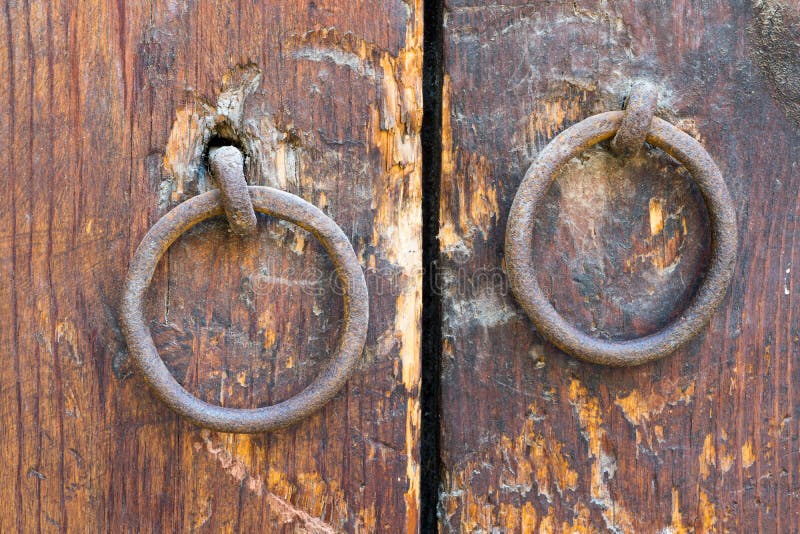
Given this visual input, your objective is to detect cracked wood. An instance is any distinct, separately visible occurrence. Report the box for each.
[439,0,800,531]
[0,1,422,532]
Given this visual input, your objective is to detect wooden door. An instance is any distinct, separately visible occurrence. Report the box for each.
[437,1,800,532]
[3,1,800,533]
[0,1,422,531]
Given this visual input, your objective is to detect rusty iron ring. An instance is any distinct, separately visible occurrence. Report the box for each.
[120,187,368,432]
[505,112,737,366]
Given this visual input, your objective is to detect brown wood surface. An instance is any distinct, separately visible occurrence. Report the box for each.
[438,0,800,532]
[0,1,422,532]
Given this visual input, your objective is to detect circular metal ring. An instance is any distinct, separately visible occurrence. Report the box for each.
[505,112,737,366]
[120,186,368,432]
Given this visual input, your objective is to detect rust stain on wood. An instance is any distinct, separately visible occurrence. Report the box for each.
[669,488,690,534]
[700,434,717,480]
[698,490,717,533]
[568,379,635,533]
[438,74,500,257]
[742,440,757,468]
[614,381,695,452]
[649,197,665,235]
[440,400,581,531]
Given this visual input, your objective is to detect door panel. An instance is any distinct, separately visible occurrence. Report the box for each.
[0,1,422,531]
[4,1,800,532]
[438,1,800,531]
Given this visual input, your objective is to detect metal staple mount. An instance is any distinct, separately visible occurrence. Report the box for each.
[207,145,258,235]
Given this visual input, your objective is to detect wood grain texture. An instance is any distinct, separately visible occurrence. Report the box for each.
[0,1,422,532]
[438,0,800,531]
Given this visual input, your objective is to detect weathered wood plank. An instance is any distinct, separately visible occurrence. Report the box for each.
[0,1,422,531]
[439,1,800,531]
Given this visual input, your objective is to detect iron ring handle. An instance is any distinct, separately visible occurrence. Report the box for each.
[504,93,737,366]
[120,186,368,433]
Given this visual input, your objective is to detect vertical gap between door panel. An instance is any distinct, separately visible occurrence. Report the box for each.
[421,0,444,531]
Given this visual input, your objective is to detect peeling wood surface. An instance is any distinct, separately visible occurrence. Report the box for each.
[439,1,800,532]
[0,1,421,531]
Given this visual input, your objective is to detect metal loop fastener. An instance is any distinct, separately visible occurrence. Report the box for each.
[610,81,659,158]
[120,186,369,433]
[208,146,258,235]
[505,103,737,367]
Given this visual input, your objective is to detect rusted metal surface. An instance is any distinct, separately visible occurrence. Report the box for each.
[120,186,369,432]
[505,107,737,366]
[610,82,658,158]
[751,0,800,127]
[207,146,258,235]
